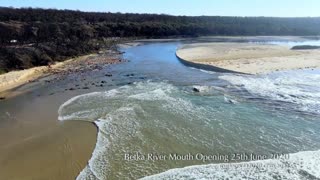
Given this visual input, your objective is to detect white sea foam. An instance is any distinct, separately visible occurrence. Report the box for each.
[219,71,320,114]
[58,89,120,122]
[59,82,201,179]
[58,81,320,179]
[199,69,217,75]
[141,150,320,180]
[83,107,141,180]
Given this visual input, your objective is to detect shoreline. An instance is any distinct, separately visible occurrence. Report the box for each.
[176,42,320,74]
[0,47,124,179]
[175,52,248,74]
[0,48,124,99]
[0,54,93,95]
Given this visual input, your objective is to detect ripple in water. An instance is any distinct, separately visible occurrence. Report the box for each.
[58,81,320,179]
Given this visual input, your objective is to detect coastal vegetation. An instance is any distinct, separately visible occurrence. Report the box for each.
[1,7,320,73]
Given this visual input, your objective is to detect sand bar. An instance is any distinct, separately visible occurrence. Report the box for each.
[176,43,320,74]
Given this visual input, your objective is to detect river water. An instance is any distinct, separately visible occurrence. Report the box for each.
[58,40,320,179]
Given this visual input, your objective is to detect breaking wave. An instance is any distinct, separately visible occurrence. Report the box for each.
[58,81,320,179]
[219,70,320,114]
[142,150,320,180]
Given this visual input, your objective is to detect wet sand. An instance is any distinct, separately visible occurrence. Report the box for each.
[176,43,320,74]
[0,49,123,179]
[0,91,98,180]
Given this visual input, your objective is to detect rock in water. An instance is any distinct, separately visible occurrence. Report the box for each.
[193,87,200,92]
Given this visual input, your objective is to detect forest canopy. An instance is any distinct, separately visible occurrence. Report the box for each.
[1,7,320,72]
[1,7,320,43]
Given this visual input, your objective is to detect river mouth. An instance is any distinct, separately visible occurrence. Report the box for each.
[58,39,320,179]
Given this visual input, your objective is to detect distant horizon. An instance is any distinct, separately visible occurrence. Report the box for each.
[1,0,320,17]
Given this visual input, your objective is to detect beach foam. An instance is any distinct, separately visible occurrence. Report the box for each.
[58,81,320,179]
[59,82,203,179]
[141,150,320,180]
[219,70,320,114]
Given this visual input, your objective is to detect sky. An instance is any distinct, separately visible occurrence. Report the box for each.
[1,0,319,17]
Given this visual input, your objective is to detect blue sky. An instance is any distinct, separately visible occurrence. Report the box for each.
[1,0,319,17]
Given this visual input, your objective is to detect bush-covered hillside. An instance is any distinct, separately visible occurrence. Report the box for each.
[1,7,320,72]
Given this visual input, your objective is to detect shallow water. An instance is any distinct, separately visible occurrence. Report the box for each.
[58,40,320,179]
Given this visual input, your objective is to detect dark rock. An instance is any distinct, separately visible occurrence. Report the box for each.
[82,87,90,89]
[125,74,135,77]
[0,97,6,100]
[193,87,200,92]
[291,45,320,50]
[101,81,106,84]
[69,88,75,91]
[105,73,113,77]
[99,84,104,87]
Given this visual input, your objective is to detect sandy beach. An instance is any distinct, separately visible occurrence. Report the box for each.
[0,54,99,95]
[0,49,124,179]
[176,43,320,74]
